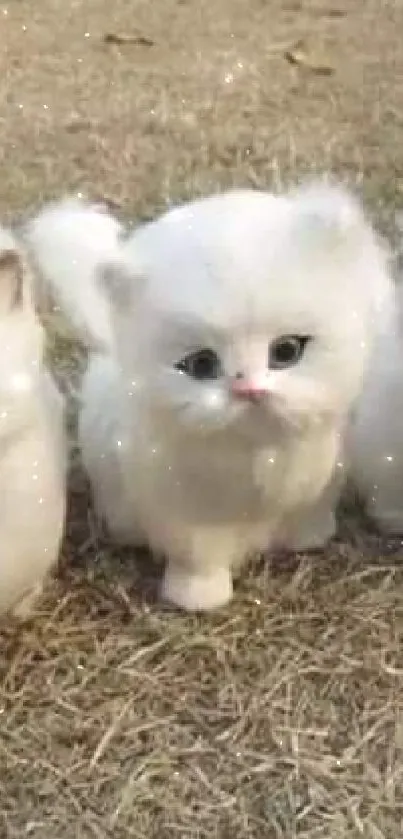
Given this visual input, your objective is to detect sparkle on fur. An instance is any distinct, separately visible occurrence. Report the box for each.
[26,181,394,611]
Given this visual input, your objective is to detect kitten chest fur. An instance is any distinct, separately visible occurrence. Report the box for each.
[82,357,339,558]
[123,418,339,525]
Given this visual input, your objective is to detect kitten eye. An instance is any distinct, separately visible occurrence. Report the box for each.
[269,335,311,370]
[174,348,222,380]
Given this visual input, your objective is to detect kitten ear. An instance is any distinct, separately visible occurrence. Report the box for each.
[290,180,394,327]
[289,180,371,257]
[0,241,24,311]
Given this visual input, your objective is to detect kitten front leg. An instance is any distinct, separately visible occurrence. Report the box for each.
[161,526,236,611]
[162,562,233,611]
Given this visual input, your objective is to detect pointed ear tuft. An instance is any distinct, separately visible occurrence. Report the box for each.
[290,180,394,331]
[289,180,370,258]
[0,247,24,310]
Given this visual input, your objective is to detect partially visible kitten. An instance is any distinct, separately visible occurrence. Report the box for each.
[25,182,393,610]
[346,281,403,534]
[0,225,66,617]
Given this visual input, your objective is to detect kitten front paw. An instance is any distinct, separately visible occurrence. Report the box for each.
[162,564,233,611]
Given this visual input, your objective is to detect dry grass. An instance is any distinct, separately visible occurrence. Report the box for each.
[1,0,403,836]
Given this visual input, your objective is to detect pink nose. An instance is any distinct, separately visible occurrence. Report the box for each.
[231,378,268,401]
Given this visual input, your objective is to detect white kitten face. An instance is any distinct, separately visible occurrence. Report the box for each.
[100,182,393,442]
[141,318,313,437]
[126,305,368,441]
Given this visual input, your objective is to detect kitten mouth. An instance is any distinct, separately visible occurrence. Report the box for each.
[234,392,266,405]
[230,379,269,403]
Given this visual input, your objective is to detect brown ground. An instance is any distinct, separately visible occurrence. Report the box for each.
[1,0,403,837]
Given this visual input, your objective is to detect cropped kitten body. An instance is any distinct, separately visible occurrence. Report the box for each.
[26,183,392,610]
[0,228,65,616]
[347,284,403,533]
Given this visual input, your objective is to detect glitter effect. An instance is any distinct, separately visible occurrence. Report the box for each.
[222,58,245,86]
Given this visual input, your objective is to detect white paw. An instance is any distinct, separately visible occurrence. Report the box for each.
[162,564,233,611]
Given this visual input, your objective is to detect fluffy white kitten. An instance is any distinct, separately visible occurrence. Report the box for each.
[0,225,65,617]
[25,182,392,610]
[347,280,403,533]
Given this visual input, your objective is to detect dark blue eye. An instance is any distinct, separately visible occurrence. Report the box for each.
[175,349,222,380]
[269,335,311,370]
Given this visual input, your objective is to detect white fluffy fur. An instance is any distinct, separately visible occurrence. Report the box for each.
[25,198,123,350]
[25,182,393,610]
[0,227,66,617]
[347,282,403,533]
